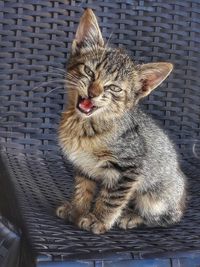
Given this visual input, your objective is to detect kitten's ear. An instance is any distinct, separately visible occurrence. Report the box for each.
[72,8,104,53]
[136,62,173,98]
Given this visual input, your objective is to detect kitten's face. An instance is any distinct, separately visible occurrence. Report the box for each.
[67,48,137,118]
[66,9,173,120]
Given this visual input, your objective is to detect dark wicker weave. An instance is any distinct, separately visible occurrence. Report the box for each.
[0,216,21,266]
[0,0,200,266]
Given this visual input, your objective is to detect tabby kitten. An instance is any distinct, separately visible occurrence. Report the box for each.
[56,9,186,234]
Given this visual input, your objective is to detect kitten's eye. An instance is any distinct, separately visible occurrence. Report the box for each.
[104,84,122,92]
[84,65,94,78]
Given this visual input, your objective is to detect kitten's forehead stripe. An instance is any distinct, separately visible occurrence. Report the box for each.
[98,50,134,79]
[107,67,117,75]
[114,72,119,81]
[98,55,107,67]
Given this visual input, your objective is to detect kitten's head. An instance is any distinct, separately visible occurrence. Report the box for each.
[66,9,173,119]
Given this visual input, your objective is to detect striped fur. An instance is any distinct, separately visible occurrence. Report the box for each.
[56,9,186,234]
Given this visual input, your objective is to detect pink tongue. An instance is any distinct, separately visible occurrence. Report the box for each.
[79,98,94,113]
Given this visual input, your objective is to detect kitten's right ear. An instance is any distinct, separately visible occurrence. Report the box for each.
[72,8,104,54]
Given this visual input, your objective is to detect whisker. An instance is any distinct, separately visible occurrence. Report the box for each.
[34,72,65,78]
[32,79,67,91]
[44,86,77,96]
[49,66,66,74]
[45,86,64,96]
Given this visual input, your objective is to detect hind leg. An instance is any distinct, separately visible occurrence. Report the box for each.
[117,183,185,230]
[116,207,144,229]
[135,192,184,227]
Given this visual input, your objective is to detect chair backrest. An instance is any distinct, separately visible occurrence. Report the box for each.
[0,0,199,158]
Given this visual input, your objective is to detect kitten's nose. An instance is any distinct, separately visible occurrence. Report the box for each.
[88,82,103,98]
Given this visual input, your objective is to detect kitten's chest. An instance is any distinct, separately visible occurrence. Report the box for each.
[63,135,111,179]
[66,139,119,186]
[59,112,118,182]
[69,138,99,164]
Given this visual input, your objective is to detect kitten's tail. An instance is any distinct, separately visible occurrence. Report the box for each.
[192,141,200,159]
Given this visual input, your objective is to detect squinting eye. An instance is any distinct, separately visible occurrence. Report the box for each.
[104,84,122,92]
[84,65,94,78]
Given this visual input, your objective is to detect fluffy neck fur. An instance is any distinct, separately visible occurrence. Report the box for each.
[60,108,117,138]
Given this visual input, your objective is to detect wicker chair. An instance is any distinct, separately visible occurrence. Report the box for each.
[0,1,200,266]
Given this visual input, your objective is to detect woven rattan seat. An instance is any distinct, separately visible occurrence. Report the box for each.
[0,1,200,266]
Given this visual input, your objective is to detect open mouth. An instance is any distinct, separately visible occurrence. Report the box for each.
[76,96,97,115]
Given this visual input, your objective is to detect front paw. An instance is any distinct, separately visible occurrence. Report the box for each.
[78,213,107,234]
[56,201,73,221]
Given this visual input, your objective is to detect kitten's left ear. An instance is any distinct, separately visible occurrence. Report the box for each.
[72,8,104,53]
[136,62,173,98]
